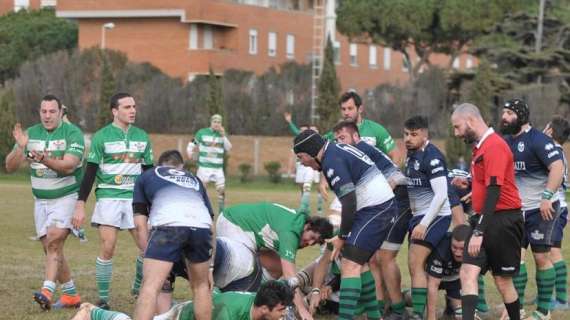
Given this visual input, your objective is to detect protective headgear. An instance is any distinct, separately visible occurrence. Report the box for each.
[503,99,529,125]
[293,130,325,157]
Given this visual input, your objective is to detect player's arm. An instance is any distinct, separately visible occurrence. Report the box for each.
[541,159,564,219]
[72,162,98,229]
[426,275,442,320]
[5,123,28,173]
[284,112,301,135]
[413,176,448,240]
[309,249,332,314]
[37,127,85,175]
[186,137,197,159]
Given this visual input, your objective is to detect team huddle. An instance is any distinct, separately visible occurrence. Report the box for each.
[4,91,569,320]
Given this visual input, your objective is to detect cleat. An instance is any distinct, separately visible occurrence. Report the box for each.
[96,299,110,310]
[33,291,52,311]
[525,310,550,320]
[52,294,81,309]
[550,299,570,311]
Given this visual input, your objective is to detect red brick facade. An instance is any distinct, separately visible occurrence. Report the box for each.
[56,0,475,92]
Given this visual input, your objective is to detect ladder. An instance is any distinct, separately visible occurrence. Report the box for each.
[310,0,325,125]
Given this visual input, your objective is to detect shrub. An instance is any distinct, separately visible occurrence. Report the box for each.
[264,161,282,183]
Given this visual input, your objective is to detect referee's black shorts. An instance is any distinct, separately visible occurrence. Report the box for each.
[463,210,524,276]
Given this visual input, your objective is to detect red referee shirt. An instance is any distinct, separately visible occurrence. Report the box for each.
[471,128,521,213]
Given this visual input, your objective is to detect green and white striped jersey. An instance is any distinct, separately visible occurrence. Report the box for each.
[87,123,153,199]
[193,127,227,169]
[22,122,85,199]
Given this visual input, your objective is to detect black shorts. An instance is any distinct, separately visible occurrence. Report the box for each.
[439,279,461,300]
[145,226,212,263]
[463,210,524,276]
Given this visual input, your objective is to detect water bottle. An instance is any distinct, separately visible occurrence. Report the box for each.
[77,228,88,243]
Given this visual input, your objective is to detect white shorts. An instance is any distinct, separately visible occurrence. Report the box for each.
[214,237,255,288]
[295,163,320,184]
[197,167,225,188]
[91,198,134,229]
[34,193,77,238]
[216,213,256,252]
[329,196,342,212]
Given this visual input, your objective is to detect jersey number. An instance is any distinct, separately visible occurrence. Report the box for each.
[338,144,374,165]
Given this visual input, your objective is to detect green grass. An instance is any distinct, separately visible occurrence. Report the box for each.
[0,179,568,319]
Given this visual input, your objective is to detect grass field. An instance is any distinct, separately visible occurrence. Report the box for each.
[0,175,568,319]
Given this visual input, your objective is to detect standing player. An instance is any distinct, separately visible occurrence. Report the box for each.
[501,99,564,320]
[294,129,399,320]
[332,120,409,319]
[403,116,452,320]
[543,116,570,310]
[216,201,333,320]
[187,114,231,213]
[132,150,214,320]
[5,95,84,310]
[451,103,524,320]
[72,92,153,309]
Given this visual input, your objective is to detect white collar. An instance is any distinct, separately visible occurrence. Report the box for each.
[476,127,494,149]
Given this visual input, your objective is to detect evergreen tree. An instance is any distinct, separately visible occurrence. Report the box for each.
[468,59,496,125]
[317,36,341,130]
[0,89,17,170]
[207,66,224,120]
[96,53,115,129]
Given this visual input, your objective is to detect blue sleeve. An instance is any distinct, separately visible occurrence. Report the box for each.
[425,152,447,180]
[133,172,149,205]
[325,154,355,198]
[198,178,215,217]
[533,135,562,168]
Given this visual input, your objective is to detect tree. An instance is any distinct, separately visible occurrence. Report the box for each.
[207,66,224,120]
[0,88,17,170]
[467,59,497,125]
[445,123,471,170]
[0,8,77,83]
[317,36,341,130]
[336,0,520,82]
[96,53,115,129]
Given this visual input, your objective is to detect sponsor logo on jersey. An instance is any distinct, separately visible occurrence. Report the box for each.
[517,141,525,152]
[414,160,420,171]
[514,161,526,171]
[431,167,444,174]
[168,169,186,176]
[531,229,545,240]
[430,266,443,274]
[330,176,340,186]
[362,136,376,146]
[545,143,554,151]
[547,150,560,159]
[407,177,423,186]
[327,168,334,178]
[501,266,516,271]
[430,159,440,167]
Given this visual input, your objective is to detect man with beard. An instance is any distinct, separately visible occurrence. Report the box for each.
[403,116,453,320]
[293,129,398,320]
[451,103,524,320]
[500,99,564,320]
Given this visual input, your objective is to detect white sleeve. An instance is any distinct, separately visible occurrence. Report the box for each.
[223,136,232,151]
[420,176,449,226]
[186,142,196,158]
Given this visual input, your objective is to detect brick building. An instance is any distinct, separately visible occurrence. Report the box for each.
[0,0,55,15]
[56,0,475,92]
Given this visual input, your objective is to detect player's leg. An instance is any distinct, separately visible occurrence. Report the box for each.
[128,225,145,298]
[134,258,173,320]
[550,206,568,309]
[214,169,226,214]
[71,303,131,320]
[368,252,387,317]
[184,227,213,320]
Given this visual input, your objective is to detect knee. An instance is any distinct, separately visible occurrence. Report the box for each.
[460,268,477,286]
[533,252,550,267]
[216,186,225,196]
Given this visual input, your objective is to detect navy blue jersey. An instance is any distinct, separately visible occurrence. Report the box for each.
[321,141,394,210]
[504,127,563,210]
[355,140,400,180]
[405,142,451,216]
[133,166,214,228]
[448,169,472,213]
[425,232,460,282]
[557,144,568,208]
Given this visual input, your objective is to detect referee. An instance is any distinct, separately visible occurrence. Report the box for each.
[450,103,524,320]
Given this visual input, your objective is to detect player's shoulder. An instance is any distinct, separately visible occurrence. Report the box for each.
[62,122,84,135]
[92,123,113,137]
[424,142,446,161]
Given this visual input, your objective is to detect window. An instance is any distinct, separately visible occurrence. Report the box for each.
[383,48,391,70]
[203,25,213,49]
[349,43,357,66]
[286,34,295,59]
[452,57,460,69]
[189,24,198,50]
[369,45,377,68]
[333,41,341,64]
[268,32,277,57]
[249,29,258,55]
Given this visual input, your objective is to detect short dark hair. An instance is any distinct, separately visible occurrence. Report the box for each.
[158,150,183,167]
[110,92,133,110]
[299,124,310,130]
[305,216,334,242]
[404,115,429,130]
[254,280,294,310]
[549,115,570,145]
[333,119,360,135]
[339,91,362,108]
[42,94,62,110]
[451,224,472,242]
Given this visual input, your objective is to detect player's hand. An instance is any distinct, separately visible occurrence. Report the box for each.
[411,224,427,240]
[460,192,472,204]
[540,199,555,221]
[298,307,314,320]
[321,286,332,300]
[309,291,321,315]
[468,235,483,257]
[13,123,28,149]
[451,176,469,190]
[326,236,344,261]
[284,112,292,123]
[72,202,86,229]
[218,126,226,136]
[318,178,329,201]
[29,150,46,163]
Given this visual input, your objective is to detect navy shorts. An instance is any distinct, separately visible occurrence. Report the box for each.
[439,279,461,300]
[343,199,399,265]
[145,226,212,264]
[381,194,412,251]
[552,206,568,248]
[522,201,561,252]
[409,214,451,249]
